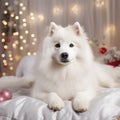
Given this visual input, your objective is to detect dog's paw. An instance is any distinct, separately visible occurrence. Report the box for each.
[48,97,64,111]
[72,98,89,112]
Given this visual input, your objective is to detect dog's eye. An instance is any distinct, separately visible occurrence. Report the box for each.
[69,43,74,47]
[55,43,61,48]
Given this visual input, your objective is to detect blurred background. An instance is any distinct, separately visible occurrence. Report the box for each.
[0,0,120,76]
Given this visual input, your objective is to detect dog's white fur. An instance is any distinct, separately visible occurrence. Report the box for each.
[0,22,120,112]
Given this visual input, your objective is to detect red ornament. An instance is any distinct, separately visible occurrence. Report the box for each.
[99,47,107,54]
[0,89,12,100]
[0,89,12,102]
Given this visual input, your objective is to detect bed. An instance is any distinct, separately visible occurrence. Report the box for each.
[0,88,120,120]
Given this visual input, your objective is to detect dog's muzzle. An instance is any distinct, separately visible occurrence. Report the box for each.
[60,52,69,63]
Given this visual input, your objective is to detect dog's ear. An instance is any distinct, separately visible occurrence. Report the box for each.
[72,22,81,36]
[49,22,58,36]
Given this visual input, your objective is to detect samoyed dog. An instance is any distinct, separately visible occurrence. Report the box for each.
[0,22,120,112]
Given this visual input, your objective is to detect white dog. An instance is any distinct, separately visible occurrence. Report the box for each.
[0,22,120,112]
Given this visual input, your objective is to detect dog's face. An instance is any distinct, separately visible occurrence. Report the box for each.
[53,38,78,65]
[42,22,93,65]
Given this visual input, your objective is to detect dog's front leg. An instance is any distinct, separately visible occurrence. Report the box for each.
[31,91,64,111]
[72,90,96,112]
[47,92,65,111]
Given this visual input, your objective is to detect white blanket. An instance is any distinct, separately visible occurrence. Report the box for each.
[0,88,120,120]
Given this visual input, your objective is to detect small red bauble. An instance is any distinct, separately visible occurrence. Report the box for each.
[2,89,12,100]
[0,89,12,102]
[99,47,107,54]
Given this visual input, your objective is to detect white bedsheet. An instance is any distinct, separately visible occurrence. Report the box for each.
[0,88,120,120]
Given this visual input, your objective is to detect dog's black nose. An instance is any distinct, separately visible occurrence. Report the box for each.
[61,52,68,59]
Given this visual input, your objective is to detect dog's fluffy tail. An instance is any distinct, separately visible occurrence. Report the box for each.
[0,76,34,89]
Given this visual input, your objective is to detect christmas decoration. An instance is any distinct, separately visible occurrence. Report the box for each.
[0,1,38,76]
[99,47,107,54]
[0,1,19,76]
[98,47,120,67]
[107,61,120,67]
[1,4,17,44]
[0,89,12,102]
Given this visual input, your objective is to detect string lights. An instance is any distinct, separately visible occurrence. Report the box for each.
[53,6,62,15]
[71,4,80,15]
[38,14,45,21]
[0,1,39,76]
[0,0,116,76]
[95,0,104,8]
[5,2,9,6]
[105,24,116,35]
